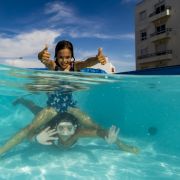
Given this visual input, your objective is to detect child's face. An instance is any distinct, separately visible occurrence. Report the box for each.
[56,48,72,70]
[57,121,76,137]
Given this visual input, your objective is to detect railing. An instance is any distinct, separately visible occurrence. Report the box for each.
[149,6,171,18]
[150,28,172,37]
[138,50,172,59]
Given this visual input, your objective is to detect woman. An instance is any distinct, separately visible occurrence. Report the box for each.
[34,111,139,154]
[38,40,107,71]
[0,107,139,155]
[34,112,118,148]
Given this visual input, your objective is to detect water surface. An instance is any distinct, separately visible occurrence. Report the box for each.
[0,64,180,179]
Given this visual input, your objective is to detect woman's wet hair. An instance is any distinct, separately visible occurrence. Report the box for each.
[54,40,75,61]
[48,112,79,128]
[58,112,78,126]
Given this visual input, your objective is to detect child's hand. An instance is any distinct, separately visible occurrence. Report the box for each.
[96,48,107,65]
[105,125,120,144]
[38,45,51,63]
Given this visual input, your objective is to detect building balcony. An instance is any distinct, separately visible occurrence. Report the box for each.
[150,28,172,42]
[137,50,173,63]
[149,6,171,22]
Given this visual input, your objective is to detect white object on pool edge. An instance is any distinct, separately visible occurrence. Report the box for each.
[90,57,116,74]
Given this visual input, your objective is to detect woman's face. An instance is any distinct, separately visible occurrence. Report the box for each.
[56,48,72,70]
[57,121,76,137]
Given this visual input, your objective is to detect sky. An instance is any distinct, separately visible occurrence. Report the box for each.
[0,0,139,72]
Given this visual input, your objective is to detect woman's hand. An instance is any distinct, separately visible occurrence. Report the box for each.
[96,48,107,65]
[36,127,58,145]
[105,125,119,144]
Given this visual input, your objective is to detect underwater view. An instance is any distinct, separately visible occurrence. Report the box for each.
[0,64,180,179]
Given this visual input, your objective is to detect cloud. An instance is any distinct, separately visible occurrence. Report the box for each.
[0,29,60,58]
[121,0,139,3]
[43,2,135,40]
[111,59,135,72]
[75,49,97,60]
[123,54,134,58]
[1,1,134,42]
[44,2,99,28]
[0,29,60,68]
[45,1,75,23]
[0,1,136,70]
[45,2,73,18]
[1,58,45,68]
[69,31,135,40]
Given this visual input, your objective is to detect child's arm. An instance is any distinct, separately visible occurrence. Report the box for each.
[38,45,56,70]
[74,48,106,71]
[68,107,99,129]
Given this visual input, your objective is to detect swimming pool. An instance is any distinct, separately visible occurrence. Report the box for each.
[0,64,180,179]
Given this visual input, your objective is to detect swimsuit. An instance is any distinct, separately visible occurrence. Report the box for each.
[54,61,75,71]
[47,90,76,113]
[47,61,76,112]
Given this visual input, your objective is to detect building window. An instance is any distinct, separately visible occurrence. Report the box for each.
[156,24,166,34]
[140,48,148,56]
[139,10,147,21]
[155,4,165,14]
[156,42,167,53]
[140,30,147,41]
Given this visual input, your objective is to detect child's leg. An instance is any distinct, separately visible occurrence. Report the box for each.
[68,107,99,129]
[0,107,57,156]
[13,98,43,115]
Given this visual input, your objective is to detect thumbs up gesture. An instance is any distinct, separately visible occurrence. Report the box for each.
[96,48,107,65]
[38,45,51,63]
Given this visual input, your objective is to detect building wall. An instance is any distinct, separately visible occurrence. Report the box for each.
[135,0,180,70]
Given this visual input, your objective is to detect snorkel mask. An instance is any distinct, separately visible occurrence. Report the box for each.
[57,122,77,136]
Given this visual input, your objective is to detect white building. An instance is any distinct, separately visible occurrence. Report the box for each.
[135,0,180,70]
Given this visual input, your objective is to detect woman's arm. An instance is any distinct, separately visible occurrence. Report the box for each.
[0,107,57,155]
[101,126,140,154]
[114,139,140,154]
[77,126,140,154]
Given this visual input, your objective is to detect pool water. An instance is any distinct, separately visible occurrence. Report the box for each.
[0,64,180,179]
